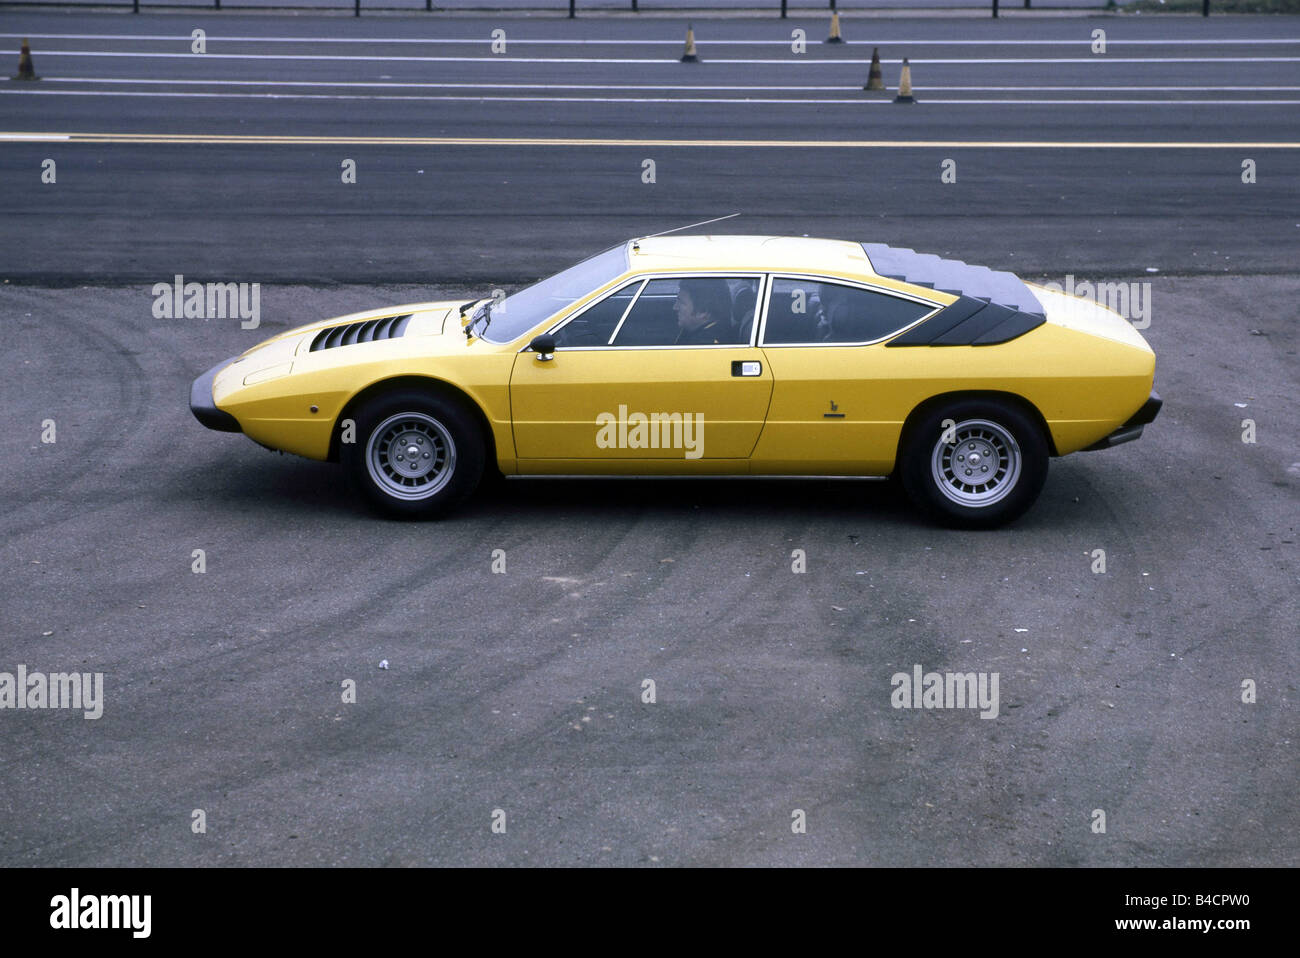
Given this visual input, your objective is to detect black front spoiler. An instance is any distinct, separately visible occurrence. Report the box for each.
[1084,390,1162,451]
[190,357,242,433]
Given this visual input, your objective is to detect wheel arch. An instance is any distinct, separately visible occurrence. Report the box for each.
[895,390,1058,469]
[327,375,498,466]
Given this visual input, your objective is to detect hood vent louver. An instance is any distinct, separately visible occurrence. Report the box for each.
[310,313,412,352]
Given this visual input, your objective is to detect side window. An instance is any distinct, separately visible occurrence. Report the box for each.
[611,277,758,347]
[763,278,934,345]
[551,281,642,347]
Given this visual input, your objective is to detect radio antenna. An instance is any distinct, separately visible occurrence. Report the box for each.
[642,212,740,239]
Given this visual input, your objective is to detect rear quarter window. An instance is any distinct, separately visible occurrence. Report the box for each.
[763,278,934,345]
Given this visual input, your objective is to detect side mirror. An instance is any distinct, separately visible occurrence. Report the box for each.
[529,334,556,361]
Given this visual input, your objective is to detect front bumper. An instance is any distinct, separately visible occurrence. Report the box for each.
[190,357,242,432]
[1084,389,1162,451]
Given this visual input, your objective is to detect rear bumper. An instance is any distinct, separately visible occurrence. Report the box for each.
[190,358,242,433]
[1084,390,1162,451]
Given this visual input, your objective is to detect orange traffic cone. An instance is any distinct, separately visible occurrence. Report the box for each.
[893,57,916,104]
[681,24,699,63]
[13,39,38,81]
[863,47,885,91]
[826,12,845,44]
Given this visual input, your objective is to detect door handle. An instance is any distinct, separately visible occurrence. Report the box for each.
[731,360,762,377]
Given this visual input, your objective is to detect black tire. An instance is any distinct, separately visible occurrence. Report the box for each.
[898,398,1049,529]
[341,388,485,518]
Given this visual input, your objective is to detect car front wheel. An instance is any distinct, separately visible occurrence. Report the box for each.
[899,399,1048,528]
[342,389,485,518]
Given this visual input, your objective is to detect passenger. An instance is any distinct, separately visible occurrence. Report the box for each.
[816,284,853,341]
[674,279,734,345]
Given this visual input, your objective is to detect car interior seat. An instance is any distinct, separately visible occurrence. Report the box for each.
[732,286,757,343]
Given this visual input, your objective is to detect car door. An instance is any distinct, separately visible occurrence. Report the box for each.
[749,275,943,474]
[509,275,773,467]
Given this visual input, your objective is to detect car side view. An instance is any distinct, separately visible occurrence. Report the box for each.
[190,235,1160,527]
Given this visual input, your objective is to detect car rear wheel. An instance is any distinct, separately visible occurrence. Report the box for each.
[899,398,1048,528]
[342,389,485,518]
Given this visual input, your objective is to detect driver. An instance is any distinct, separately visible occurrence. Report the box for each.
[674,279,733,345]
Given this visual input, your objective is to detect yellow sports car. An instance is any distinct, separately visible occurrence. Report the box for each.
[190,235,1160,527]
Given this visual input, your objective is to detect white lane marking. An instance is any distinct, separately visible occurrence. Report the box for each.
[4,132,1297,148]
[17,77,1300,92]
[17,50,1300,64]
[912,99,1300,104]
[18,77,1300,93]
[920,85,1300,91]
[4,33,1300,46]
[0,132,70,140]
[5,89,1299,106]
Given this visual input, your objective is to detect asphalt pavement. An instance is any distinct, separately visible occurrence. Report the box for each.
[0,274,1296,866]
[1,12,1298,280]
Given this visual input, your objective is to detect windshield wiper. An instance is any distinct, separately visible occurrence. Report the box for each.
[458,298,479,318]
[465,300,492,340]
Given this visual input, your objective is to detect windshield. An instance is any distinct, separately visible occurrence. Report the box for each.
[480,244,629,344]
